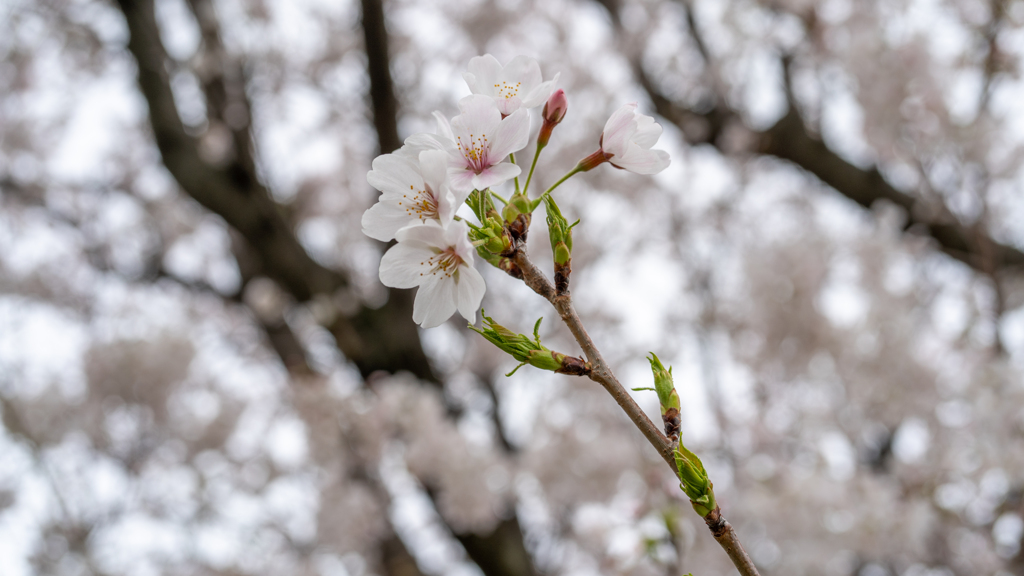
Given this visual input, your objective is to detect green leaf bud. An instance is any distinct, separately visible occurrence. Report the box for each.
[469,314,589,377]
[544,195,576,259]
[647,353,680,414]
[544,196,578,295]
[674,442,716,516]
[503,192,532,242]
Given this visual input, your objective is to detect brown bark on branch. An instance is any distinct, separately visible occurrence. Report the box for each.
[511,247,761,576]
[635,49,1024,276]
[703,507,759,575]
[114,0,433,381]
[360,0,401,154]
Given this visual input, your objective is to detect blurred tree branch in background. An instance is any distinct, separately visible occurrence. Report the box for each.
[112,0,537,574]
[114,0,434,382]
[607,0,1024,279]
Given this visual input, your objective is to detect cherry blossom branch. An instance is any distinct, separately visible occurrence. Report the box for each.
[511,248,675,466]
[511,246,761,576]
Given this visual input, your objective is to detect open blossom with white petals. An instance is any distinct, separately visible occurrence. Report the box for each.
[378,220,485,328]
[362,149,462,242]
[463,54,559,116]
[591,103,670,175]
[410,95,530,193]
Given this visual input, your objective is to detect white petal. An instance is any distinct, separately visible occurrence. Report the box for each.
[454,94,502,135]
[379,241,435,288]
[522,73,560,108]
[413,275,458,328]
[488,108,531,160]
[502,55,542,91]
[455,265,486,323]
[432,111,456,142]
[471,162,521,191]
[367,153,423,195]
[446,220,475,260]
[465,54,502,96]
[404,132,454,162]
[496,96,523,116]
[448,169,477,194]
[610,145,670,175]
[631,114,663,149]
[395,220,448,247]
[362,200,415,242]
[418,150,449,192]
[601,103,638,157]
[462,71,480,94]
[447,184,471,212]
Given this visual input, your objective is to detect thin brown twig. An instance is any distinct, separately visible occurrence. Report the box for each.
[511,246,760,576]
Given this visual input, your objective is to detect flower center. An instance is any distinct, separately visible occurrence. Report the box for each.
[494,80,522,101]
[420,247,463,279]
[397,184,439,221]
[456,132,490,173]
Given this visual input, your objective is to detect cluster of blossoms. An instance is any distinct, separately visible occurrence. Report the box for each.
[362,54,670,328]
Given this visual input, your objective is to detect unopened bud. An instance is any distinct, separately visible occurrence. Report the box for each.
[675,443,716,517]
[538,89,568,147]
[544,89,568,124]
[469,218,514,262]
[470,314,590,377]
[647,353,680,413]
[545,196,578,295]
[648,352,681,441]
[503,192,532,242]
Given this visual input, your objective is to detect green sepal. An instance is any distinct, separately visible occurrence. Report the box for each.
[467,188,500,222]
[476,245,503,268]
[502,192,532,224]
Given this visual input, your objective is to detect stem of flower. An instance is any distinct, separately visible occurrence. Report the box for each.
[531,165,583,210]
[510,246,761,576]
[510,153,521,194]
[490,190,508,206]
[523,141,545,196]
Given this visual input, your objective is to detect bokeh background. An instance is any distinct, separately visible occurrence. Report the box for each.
[3,0,1024,575]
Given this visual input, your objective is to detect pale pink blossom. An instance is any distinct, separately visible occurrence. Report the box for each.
[409,95,530,193]
[362,149,461,242]
[378,220,485,328]
[586,103,670,175]
[463,54,559,116]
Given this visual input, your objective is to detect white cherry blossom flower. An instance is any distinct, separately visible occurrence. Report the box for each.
[378,220,485,328]
[590,103,670,175]
[463,54,559,116]
[362,149,461,242]
[409,95,530,193]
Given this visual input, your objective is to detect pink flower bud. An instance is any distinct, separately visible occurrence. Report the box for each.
[542,89,568,125]
[538,89,568,148]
